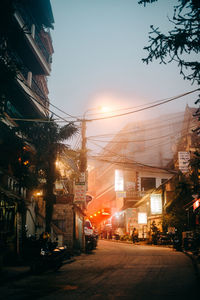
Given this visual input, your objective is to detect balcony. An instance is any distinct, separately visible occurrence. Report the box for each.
[125,190,146,200]
[13,4,52,75]
[6,50,49,117]
[32,75,49,110]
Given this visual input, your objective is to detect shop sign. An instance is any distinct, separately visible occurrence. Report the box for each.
[74,184,86,204]
[193,199,200,211]
[150,194,162,214]
[178,151,190,173]
[115,169,124,191]
[138,212,147,224]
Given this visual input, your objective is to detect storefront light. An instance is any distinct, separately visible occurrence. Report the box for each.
[115,169,124,191]
[138,212,147,224]
[150,194,162,214]
[193,199,200,210]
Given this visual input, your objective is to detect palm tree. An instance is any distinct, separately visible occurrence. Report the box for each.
[19,118,78,233]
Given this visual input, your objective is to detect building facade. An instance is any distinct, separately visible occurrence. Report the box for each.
[87,108,199,238]
[0,0,54,263]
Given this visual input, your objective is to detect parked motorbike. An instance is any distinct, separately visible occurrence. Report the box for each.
[24,235,68,274]
[183,235,200,255]
[173,236,182,251]
[30,245,63,274]
[84,219,98,252]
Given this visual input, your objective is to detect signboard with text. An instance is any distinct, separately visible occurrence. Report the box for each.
[150,194,162,214]
[74,183,86,204]
[193,199,200,211]
[138,212,147,224]
[178,151,190,173]
[115,169,124,191]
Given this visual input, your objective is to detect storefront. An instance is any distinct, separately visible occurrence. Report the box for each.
[0,189,23,264]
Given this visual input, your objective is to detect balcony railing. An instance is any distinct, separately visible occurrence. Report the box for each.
[125,190,146,199]
[6,49,29,80]
[32,75,49,108]
[6,50,49,114]
[14,3,51,65]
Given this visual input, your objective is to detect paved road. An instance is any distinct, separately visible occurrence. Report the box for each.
[0,240,198,300]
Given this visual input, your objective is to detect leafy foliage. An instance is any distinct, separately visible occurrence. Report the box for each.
[139,0,200,231]
[18,119,78,232]
[138,0,200,85]
[0,121,38,191]
[163,175,191,231]
[150,220,160,244]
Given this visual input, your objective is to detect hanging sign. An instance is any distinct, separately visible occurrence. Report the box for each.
[193,199,200,211]
[150,194,162,214]
[74,184,86,204]
[115,169,124,191]
[138,212,147,224]
[178,152,190,173]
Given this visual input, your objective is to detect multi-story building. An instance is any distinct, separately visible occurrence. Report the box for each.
[87,108,197,237]
[0,0,54,262]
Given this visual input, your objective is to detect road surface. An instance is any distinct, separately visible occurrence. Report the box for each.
[0,240,198,299]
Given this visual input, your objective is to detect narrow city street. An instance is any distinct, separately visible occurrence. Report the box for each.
[0,240,198,300]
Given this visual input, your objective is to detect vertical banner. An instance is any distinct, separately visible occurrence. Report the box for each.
[74,183,86,204]
[178,151,190,173]
[150,194,162,214]
[115,169,124,191]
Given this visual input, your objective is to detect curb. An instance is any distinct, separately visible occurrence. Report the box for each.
[0,257,76,286]
[0,268,31,286]
[62,258,76,265]
[183,250,200,282]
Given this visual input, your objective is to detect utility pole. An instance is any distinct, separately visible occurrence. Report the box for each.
[80,118,87,173]
[80,118,87,252]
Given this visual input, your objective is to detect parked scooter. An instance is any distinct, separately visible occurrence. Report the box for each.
[30,245,63,274]
[25,234,68,274]
[173,235,182,251]
[84,219,98,252]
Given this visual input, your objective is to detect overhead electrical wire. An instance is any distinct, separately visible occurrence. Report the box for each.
[88,156,177,174]
[87,123,197,171]
[73,95,191,118]
[88,126,197,149]
[73,135,81,150]
[87,132,181,143]
[89,125,197,157]
[16,74,78,120]
[84,89,200,122]
[16,76,77,123]
[87,114,188,139]
[13,75,200,125]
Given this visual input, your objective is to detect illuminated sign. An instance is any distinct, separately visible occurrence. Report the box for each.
[102,208,111,216]
[115,170,124,191]
[138,212,147,224]
[150,194,162,214]
[193,199,200,210]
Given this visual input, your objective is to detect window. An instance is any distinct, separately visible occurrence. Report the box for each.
[141,177,156,191]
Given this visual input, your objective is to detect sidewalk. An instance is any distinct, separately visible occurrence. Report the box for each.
[183,250,200,281]
[0,265,30,285]
[0,257,76,286]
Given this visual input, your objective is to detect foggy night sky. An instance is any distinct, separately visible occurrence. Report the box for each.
[48,0,199,153]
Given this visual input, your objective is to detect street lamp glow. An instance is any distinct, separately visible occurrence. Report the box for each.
[99,106,110,113]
